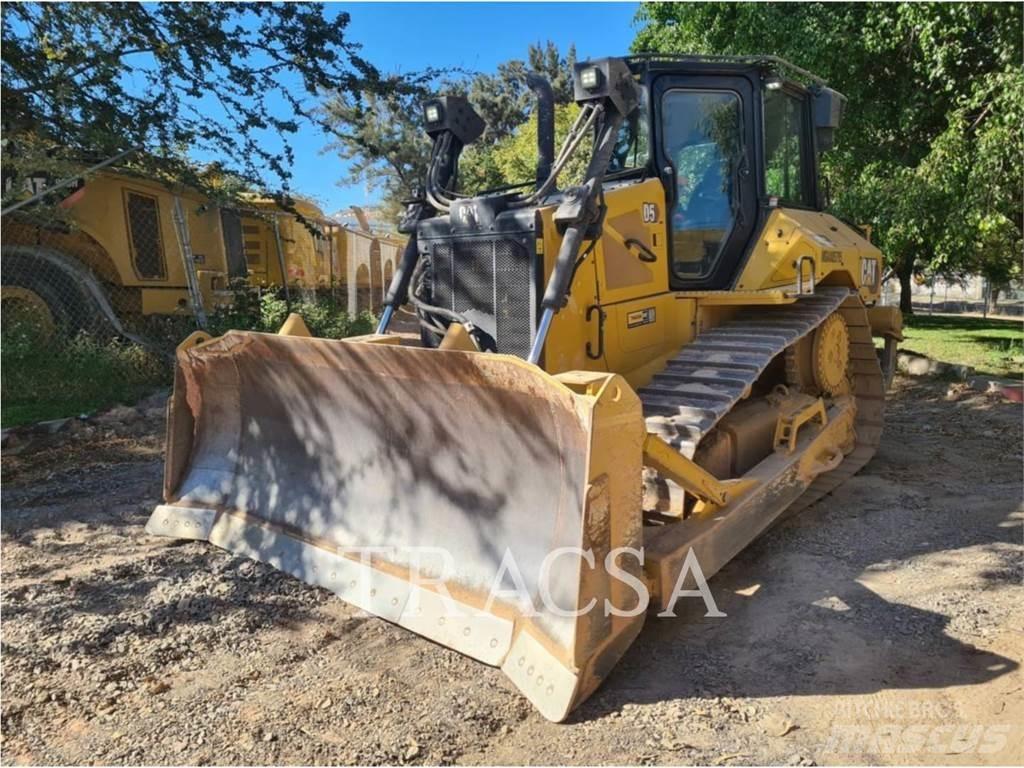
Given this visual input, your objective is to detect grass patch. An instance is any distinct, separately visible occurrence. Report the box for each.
[1,290,376,429]
[1,333,170,428]
[898,313,1024,378]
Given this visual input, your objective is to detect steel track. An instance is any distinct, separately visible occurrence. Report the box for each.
[640,287,885,512]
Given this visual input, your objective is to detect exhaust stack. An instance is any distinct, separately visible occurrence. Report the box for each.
[526,73,555,190]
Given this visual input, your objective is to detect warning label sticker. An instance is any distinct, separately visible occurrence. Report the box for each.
[627,308,656,328]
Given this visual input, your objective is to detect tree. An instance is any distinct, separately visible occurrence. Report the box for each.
[923,67,1023,311]
[1,3,408,208]
[633,2,1023,313]
[458,42,577,191]
[468,41,576,145]
[323,42,577,221]
[321,88,433,224]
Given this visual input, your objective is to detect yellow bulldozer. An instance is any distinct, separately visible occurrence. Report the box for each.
[148,56,903,721]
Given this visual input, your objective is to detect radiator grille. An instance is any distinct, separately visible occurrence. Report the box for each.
[431,237,535,358]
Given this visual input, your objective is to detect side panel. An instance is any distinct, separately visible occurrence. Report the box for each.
[241,198,334,289]
[239,215,278,286]
[1,217,121,285]
[140,288,191,314]
[734,208,883,303]
[542,178,695,390]
[593,179,671,305]
[183,195,230,283]
[68,173,229,289]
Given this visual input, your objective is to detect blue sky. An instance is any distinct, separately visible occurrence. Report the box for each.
[291,2,641,213]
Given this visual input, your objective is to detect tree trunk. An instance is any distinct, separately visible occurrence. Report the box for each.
[988,285,1001,315]
[898,267,914,315]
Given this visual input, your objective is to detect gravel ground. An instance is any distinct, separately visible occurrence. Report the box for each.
[2,374,1021,765]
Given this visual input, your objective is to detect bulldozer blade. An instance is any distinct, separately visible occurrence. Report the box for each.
[148,331,647,721]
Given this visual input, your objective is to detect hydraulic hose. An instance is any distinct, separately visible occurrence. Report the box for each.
[375,232,420,333]
[377,133,459,334]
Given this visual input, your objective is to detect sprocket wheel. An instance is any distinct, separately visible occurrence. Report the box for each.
[785,311,851,397]
[811,313,851,396]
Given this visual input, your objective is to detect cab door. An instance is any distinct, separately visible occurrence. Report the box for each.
[652,72,760,290]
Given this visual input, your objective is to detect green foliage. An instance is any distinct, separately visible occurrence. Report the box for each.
[465,41,577,145]
[461,102,590,191]
[321,88,433,224]
[633,2,1023,308]
[922,67,1023,290]
[206,289,375,339]
[278,295,376,339]
[252,292,291,334]
[1,3,413,208]
[1,324,170,427]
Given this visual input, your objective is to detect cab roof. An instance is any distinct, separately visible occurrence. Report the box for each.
[625,53,829,91]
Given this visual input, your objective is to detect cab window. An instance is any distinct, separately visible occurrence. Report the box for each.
[764,89,811,205]
[608,86,649,173]
[124,190,167,279]
[661,89,742,280]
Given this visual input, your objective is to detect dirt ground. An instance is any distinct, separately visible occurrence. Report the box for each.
[2,374,1021,766]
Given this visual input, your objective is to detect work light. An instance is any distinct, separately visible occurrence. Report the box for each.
[580,66,601,90]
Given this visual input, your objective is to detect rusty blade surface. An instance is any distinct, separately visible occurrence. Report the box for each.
[158,331,634,720]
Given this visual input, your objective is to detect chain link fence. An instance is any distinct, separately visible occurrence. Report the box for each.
[1,184,397,427]
[880,273,1024,317]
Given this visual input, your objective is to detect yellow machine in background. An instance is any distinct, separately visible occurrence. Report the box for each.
[2,171,237,325]
[149,56,903,721]
[240,197,406,313]
[1,171,404,334]
[237,195,335,289]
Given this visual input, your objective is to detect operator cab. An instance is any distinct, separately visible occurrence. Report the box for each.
[611,55,845,291]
